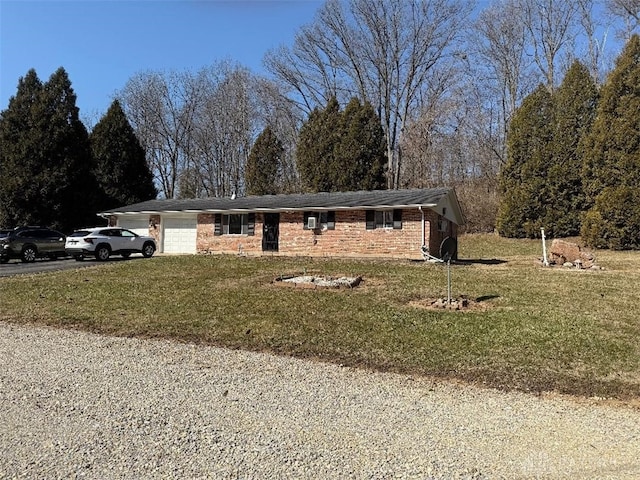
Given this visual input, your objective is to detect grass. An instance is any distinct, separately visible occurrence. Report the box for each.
[1,233,639,401]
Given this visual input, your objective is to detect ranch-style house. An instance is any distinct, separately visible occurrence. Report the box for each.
[101,187,464,261]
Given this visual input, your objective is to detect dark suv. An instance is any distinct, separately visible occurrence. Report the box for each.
[0,226,67,263]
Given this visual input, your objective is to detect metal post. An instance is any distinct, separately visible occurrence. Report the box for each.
[447,260,451,304]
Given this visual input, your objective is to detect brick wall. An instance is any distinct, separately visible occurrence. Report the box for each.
[195,208,456,260]
[196,214,263,255]
[277,210,425,259]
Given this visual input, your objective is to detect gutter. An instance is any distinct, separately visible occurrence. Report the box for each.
[102,203,439,217]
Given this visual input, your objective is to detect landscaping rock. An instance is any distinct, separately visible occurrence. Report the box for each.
[548,239,595,269]
[430,297,469,310]
[275,275,362,289]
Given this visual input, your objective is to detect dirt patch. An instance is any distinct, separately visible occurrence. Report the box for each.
[409,296,495,311]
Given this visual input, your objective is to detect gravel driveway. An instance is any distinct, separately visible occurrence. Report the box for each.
[1,321,639,479]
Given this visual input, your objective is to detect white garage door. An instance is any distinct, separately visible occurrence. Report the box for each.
[117,216,150,237]
[162,216,197,254]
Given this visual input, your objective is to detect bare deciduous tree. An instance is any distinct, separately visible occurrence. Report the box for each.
[471,0,533,166]
[575,0,609,82]
[265,0,473,189]
[190,64,257,198]
[119,63,292,199]
[520,0,579,91]
[606,0,640,38]
[252,78,302,193]
[119,71,199,199]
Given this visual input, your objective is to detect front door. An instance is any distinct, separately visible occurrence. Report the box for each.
[262,213,279,252]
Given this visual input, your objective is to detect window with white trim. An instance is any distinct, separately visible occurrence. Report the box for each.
[366,209,402,229]
[214,213,256,236]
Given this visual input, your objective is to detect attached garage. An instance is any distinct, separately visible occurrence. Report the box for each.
[162,216,197,254]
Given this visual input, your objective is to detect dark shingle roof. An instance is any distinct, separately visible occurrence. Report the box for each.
[102,188,453,214]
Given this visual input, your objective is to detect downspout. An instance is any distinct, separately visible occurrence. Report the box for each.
[418,206,425,248]
[419,206,443,262]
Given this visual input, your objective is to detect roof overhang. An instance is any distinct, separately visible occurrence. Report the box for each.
[105,203,440,216]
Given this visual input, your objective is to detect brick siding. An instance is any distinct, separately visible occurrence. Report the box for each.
[195,208,456,260]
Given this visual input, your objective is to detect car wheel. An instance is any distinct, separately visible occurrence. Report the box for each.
[21,246,37,263]
[121,252,131,259]
[95,245,111,261]
[142,242,155,258]
[74,255,84,261]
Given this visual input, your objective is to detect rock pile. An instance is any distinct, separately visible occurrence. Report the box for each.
[275,275,362,288]
[429,297,470,310]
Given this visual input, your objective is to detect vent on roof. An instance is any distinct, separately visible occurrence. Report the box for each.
[307,216,317,229]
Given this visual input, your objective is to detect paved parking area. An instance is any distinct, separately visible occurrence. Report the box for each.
[0,257,132,277]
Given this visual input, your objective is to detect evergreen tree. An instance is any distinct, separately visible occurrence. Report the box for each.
[90,99,157,209]
[245,126,283,195]
[581,34,640,249]
[297,97,341,192]
[544,61,598,237]
[335,98,386,191]
[0,68,96,232]
[497,84,554,238]
[296,97,387,193]
[0,70,43,228]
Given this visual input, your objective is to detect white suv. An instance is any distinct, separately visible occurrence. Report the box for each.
[65,227,156,261]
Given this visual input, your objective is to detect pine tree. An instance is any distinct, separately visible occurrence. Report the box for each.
[581,34,640,249]
[90,99,157,210]
[0,68,96,232]
[296,97,387,193]
[544,61,598,237]
[297,97,341,192]
[335,98,386,191]
[497,84,554,238]
[246,126,283,195]
[0,70,44,228]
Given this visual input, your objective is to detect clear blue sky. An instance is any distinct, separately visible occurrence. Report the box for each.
[1,0,323,119]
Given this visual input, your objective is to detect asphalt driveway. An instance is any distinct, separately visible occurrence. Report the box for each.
[0,257,138,277]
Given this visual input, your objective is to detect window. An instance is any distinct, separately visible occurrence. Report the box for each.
[303,211,335,230]
[366,209,402,230]
[438,208,449,232]
[226,214,245,234]
[438,217,450,232]
[214,213,256,236]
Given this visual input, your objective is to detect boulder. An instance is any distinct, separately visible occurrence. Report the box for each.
[548,239,595,269]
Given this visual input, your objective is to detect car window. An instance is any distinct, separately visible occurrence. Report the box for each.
[121,229,137,238]
[46,230,64,238]
[98,229,116,236]
[69,230,91,237]
[34,229,54,238]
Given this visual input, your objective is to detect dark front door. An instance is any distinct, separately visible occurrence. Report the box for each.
[262,213,280,252]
